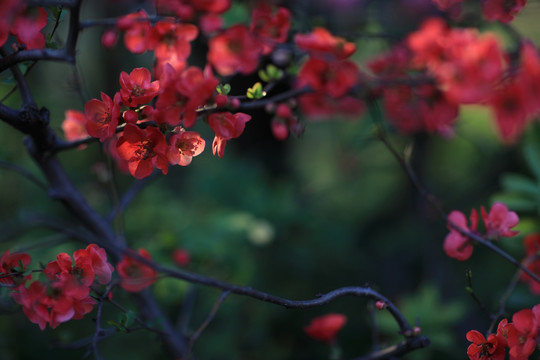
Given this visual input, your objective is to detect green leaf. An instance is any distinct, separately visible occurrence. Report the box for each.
[500,173,540,196]
[524,141,540,181]
[258,64,283,82]
[216,84,231,95]
[246,82,265,99]
[119,310,136,328]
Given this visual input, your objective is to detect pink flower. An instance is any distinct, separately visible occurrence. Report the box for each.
[443,210,476,261]
[481,202,519,239]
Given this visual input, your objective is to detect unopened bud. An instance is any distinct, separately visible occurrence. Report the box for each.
[375,301,387,310]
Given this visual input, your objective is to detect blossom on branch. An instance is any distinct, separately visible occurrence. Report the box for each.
[116,124,169,179]
[119,67,160,107]
[84,92,121,142]
[207,25,262,76]
[208,112,251,158]
[117,249,157,293]
[10,245,112,330]
[444,210,476,261]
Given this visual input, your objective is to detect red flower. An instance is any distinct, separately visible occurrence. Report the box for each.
[208,112,251,158]
[155,65,218,128]
[207,25,262,76]
[407,18,505,104]
[0,250,31,286]
[488,79,529,144]
[466,330,505,360]
[0,0,23,48]
[84,92,121,142]
[118,10,151,54]
[167,129,205,166]
[148,20,198,61]
[172,249,191,267]
[11,7,47,50]
[443,210,476,261]
[117,249,157,293]
[297,58,360,98]
[116,124,169,179]
[62,110,88,146]
[119,67,160,107]
[304,313,347,343]
[507,309,538,358]
[250,5,291,54]
[480,202,519,239]
[81,244,114,285]
[295,27,356,60]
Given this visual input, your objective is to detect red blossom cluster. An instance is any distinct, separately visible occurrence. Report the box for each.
[371,16,540,143]
[295,27,365,120]
[444,203,519,261]
[304,313,347,343]
[65,4,295,178]
[466,304,540,360]
[9,245,113,330]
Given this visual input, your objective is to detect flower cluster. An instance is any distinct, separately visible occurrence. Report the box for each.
[9,245,113,330]
[444,203,519,261]
[295,27,365,119]
[65,6,293,178]
[370,16,540,143]
[466,304,540,360]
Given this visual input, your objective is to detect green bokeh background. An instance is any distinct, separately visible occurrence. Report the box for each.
[1,1,540,359]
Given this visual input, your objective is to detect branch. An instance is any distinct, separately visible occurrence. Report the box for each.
[185,290,230,359]
[0,159,48,190]
[0,48,73,73]
[351,335,431,360]
[369,102,540,286]
[0,47,34,106]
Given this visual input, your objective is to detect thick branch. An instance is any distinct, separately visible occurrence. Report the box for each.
[0,48,72,73]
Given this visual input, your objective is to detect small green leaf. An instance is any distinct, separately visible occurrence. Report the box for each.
[258,64,283,82]
[266,64,283,79]
[216,84,231,95]
[123,310,136,328]
[258,69,270,82]
[246,82,265,99]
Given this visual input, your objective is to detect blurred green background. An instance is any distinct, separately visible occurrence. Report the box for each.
[1,0,540,359]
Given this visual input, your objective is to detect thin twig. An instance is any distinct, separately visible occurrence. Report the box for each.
[185,290,230,359]
[0,159,48,190]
